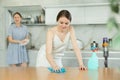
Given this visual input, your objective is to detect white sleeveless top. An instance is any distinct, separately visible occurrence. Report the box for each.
[36,32,70,67]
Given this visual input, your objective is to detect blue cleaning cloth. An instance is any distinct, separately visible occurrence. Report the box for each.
[48,67,66,73]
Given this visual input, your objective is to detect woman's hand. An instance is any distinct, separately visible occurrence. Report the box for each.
[79,64,87,70]
[17,39,26,44]
[21,39,27,44]
[52,64,60,72]
[19,39,29,45]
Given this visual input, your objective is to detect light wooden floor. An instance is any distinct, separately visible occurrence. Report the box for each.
[0,67,120,80]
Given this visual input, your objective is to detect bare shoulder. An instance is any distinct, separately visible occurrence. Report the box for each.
[47,26,56,35]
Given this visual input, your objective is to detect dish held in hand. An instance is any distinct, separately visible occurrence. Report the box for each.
[20,39,29,46]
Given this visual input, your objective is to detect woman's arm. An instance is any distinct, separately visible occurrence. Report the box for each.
[7,34,29,44]
[70,27,86,70]
[7,36,21,44]
[46,29,59,70]
[7,26,29,44]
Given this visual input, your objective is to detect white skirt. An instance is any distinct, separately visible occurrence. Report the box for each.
[36,45,63,68]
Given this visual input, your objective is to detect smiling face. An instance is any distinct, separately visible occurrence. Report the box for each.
[57,16,70,31]
[13,14,22,24]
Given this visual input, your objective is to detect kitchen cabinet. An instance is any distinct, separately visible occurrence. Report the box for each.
[5,5,45,26]
[62,50,120,68]
[45,6,85,25]
[0,50,7,67]
[28,50,38,67]
[27,50,120,67]
[45,3,111,25]
[84,4,110,24]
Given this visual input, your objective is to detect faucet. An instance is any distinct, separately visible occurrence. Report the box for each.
[102,37,109,68]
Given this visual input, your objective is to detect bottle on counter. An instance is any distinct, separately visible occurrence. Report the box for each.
[88,52,99,70]
[102,37,109,68]
[88,41,99,70]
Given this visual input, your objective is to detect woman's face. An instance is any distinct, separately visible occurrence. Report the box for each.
[13,14,22,24]
[57,16,70,31]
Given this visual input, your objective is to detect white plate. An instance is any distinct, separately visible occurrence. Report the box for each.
[20,39,29,46]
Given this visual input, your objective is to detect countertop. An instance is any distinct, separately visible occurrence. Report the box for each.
[0,67,120,80]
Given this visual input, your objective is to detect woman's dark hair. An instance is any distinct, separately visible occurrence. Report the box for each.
[56,10,72,22]
[13,12,22,18]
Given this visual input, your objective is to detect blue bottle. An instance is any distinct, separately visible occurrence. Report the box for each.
[88,52,98,70]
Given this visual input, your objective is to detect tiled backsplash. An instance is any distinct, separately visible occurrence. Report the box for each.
[27,24,117,50]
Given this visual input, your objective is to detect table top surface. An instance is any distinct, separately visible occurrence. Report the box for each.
[0,67,120,80]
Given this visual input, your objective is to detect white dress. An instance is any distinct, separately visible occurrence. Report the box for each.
[36,32,70,67]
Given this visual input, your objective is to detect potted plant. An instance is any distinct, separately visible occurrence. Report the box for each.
[107,0,120,50]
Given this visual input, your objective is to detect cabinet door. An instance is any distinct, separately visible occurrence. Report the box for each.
[28,50,38,67]
[85,5,110,24]
[0,50,7,67]
[45,7,85,25]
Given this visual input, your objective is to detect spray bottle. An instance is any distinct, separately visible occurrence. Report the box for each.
[88,41,99,70]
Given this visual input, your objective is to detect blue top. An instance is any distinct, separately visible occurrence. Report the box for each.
[7,24,29,65]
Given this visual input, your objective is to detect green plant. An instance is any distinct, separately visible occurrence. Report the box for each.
[107,0,120,50]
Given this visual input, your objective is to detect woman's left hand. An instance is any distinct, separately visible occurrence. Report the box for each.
[79,64,87,70]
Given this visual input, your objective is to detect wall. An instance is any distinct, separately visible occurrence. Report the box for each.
[27,24,116,50]
[0,4,7,67]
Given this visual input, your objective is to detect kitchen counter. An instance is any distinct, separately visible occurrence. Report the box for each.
[28,49,120,53]
[28,49,120,67]
[65,49,120,53]
[0,67,120,80]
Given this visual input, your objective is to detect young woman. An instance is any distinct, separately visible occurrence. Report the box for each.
[36,10,87,71]
[7,12,29,67]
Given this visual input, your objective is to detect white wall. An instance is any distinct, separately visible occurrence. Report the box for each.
[27,24,116,50]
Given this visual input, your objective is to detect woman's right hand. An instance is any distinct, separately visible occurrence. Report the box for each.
[52,65,60,72]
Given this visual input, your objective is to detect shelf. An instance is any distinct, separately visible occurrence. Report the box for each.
[5,5,45,26]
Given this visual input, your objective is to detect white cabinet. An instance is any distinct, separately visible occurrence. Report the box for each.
[45,3,111,25]
[84,5,110,24]
[63,50,120,68]
[28,50,38,67]
[45,6,85,24]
